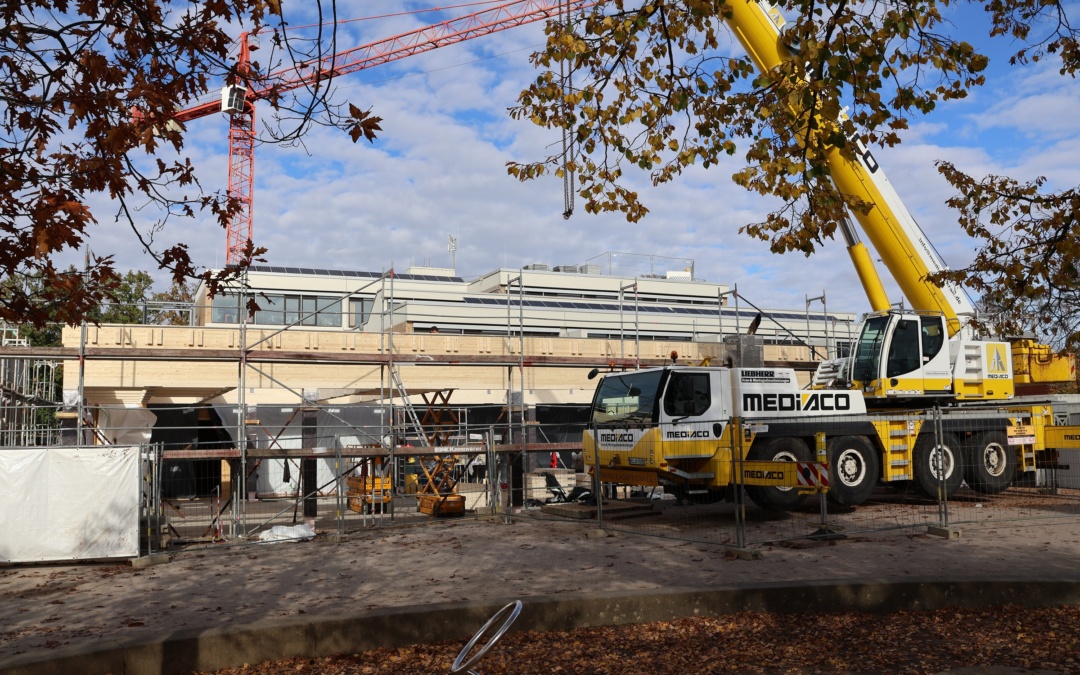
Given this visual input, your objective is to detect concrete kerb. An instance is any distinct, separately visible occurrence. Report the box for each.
[6,578,1080,675]
[128,554,171,569]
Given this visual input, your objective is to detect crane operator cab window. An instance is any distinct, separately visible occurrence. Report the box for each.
[886,319,922,378]
[663,372,711,418]
[921,320,945,363]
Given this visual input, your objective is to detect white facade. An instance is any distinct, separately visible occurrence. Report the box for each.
[194,263,856,352]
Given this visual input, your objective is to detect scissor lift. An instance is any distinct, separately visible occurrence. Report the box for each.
[416,455,466,517]
[346,456,392,514]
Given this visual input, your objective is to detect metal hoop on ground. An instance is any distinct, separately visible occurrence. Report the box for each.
[450,600,523,674]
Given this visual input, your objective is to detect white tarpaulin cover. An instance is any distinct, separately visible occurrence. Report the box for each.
[97,406,158,445]
[0,446,140,563]
[257,522,316,543]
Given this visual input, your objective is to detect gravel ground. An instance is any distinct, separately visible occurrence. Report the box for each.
[5,509,1080,673]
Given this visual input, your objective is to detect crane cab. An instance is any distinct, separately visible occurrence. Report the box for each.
[588,367,732,432]
[848,310,1014,404]
[583,366,736,489]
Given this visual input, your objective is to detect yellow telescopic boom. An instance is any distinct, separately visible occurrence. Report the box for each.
[724,0,975,337]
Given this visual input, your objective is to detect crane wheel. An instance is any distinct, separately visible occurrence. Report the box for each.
[744,437,811,512]
[964,430,1015,494]
[826,435,879,506]
[913,433,963,500]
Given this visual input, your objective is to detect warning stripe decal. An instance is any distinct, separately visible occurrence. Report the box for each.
[796,462,829,488]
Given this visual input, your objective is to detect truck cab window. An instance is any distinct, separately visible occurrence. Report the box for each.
[590,370,663,425]
[663,372,711,417]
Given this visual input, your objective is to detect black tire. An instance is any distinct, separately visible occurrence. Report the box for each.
[826,435,880,506]
[913,433,963,500]
[670,484,693,506]
[744,437,811,512]
[965,430,1016,494]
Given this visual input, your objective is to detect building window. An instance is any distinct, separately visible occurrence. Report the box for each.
[240,294,344,327]
[211,294,240,324]
[316,296,341,327]
[253,295,284,325]
[350,298,373,328]
[301,296,317,325]
[284,296,300,325]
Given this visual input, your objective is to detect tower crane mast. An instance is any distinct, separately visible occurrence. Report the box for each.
[174,0,594,266]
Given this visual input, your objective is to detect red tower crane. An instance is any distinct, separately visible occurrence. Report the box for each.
[173,0,593,266]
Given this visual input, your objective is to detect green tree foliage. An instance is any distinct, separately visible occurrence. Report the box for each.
[510,0,1078,343]
[1,1,380,329]
[90,271,155,325]
[149,280,196,326]
[2,269,171,346]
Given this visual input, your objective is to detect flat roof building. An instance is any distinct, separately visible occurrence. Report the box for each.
[193,263,856,350]
[57,259,855,418]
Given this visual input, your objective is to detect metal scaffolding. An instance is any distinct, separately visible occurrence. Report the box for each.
[0,323,60,447]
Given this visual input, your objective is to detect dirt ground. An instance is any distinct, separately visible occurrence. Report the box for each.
[5,512,1080,671]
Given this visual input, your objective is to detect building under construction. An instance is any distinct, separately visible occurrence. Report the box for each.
[0,256,850,558]
[55,260,847,435]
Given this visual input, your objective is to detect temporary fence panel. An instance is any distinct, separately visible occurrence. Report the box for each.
[0,445,140,563]
[245,439,343,497]
[927,407,1080,530]
[579,411,963,548]
[573,402,1080,550]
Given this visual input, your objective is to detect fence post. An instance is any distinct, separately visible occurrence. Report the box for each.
[388,429,397,525]
[732,415,745,549]
[154,442,164,552]
[816,430,830,533]
[934,406,949,528]
[592,421,604,531]
[486,425,496,515]
[335,443,344,538]
[142,443,161,555]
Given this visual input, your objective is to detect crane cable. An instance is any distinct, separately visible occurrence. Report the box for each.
[558,0,576,220]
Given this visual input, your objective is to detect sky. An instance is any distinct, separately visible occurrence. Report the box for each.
[83,0,1080,316]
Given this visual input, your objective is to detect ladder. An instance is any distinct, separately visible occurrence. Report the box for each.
[390,364,428,446]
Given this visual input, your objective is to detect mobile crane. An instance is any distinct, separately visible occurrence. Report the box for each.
[725,0,1074,405]
[581,0,1080,510]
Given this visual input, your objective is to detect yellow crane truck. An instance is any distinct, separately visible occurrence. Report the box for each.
[583,363,1080,510]
[582,0,1078,511]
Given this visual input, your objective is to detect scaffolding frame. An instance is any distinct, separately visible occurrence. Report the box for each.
[0,323,60,447]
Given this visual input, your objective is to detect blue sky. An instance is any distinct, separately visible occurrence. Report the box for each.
[87,1,1080,316]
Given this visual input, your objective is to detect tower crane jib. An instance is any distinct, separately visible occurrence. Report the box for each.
[174,0,595,266]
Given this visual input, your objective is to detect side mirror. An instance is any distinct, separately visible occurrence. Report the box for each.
[587,368,600,380]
